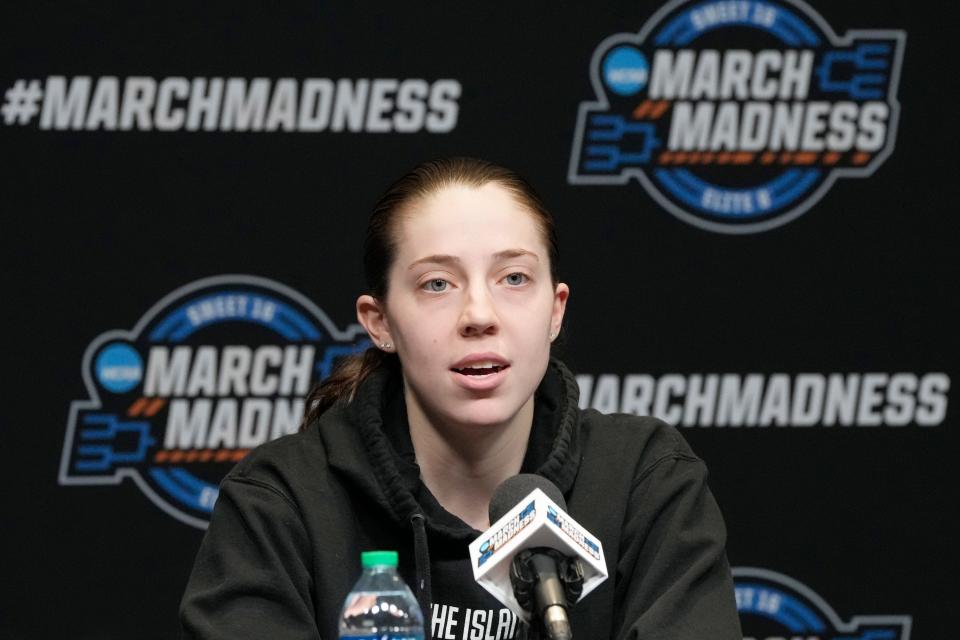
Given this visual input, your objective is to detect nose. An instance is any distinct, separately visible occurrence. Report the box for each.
[458,282,499,338]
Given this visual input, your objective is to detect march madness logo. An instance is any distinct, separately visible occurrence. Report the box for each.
[59,275,369,529]
[734,567,911,639]
[569,0,905,233]
[477,500,536,568]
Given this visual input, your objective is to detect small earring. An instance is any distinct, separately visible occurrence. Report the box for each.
[380,342,392,350]
[549,331,556,341]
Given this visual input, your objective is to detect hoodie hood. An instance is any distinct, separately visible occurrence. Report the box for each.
[318,357,583,534]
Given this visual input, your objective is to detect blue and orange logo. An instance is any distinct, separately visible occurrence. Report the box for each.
[734,567,911,638]
[477,501,537,567]
[60,275,369,528]
[569,0,905,233]
[546,505,601,560]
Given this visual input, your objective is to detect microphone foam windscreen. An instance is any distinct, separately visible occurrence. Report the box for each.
[489,473,567,523]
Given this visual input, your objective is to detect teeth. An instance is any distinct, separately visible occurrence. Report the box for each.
[453,362,506,374]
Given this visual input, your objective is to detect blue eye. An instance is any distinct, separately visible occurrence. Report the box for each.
[425,278,448,292]
[505,273,528,286]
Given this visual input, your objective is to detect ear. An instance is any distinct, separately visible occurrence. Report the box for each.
[550,282,570,340]
[356,294,394,351]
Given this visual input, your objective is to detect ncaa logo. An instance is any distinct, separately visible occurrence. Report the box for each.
[734,567,911,639]
[59,275,369,529]
[569,0,905,233]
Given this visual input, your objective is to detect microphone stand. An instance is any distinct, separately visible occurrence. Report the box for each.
[510,549,584,640]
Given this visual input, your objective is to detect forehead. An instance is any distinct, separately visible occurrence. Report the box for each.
[394,183,545,261]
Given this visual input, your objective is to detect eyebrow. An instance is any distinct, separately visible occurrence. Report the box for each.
[407,248,540,270]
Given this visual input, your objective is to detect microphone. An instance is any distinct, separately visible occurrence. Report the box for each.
[468,475,608,639]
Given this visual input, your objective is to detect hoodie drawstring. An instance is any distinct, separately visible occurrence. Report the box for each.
[410,512,433,638]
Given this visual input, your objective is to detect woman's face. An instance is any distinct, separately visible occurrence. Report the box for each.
[365,182,568,433]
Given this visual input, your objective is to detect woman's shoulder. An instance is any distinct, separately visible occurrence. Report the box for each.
[577,408,701,471]
[223,421,331,499]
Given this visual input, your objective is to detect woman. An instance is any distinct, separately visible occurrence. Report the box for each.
[180,157,742,639]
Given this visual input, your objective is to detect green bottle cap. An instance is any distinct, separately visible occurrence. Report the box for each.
[361,550,399,568]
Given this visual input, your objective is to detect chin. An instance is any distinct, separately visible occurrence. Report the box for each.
[450,396,529,430]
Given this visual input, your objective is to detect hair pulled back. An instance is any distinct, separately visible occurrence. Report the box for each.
[301,157,560,428]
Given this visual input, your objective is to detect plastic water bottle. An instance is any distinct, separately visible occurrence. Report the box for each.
[338,550,425,640]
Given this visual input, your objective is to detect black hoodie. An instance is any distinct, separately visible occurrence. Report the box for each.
[180,359,742,640]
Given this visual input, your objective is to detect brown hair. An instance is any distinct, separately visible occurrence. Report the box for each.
[301,157,560,427]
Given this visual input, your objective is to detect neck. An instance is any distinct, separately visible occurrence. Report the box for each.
[405,390,534,531]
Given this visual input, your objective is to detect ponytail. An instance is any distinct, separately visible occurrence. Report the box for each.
[300,348,397,429]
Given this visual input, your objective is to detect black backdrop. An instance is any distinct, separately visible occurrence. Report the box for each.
[2,1,957,638]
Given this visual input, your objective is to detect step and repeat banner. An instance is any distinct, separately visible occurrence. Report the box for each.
[2,1,955,638]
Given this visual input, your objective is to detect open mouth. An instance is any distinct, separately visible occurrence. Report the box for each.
[451,364,508,376]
